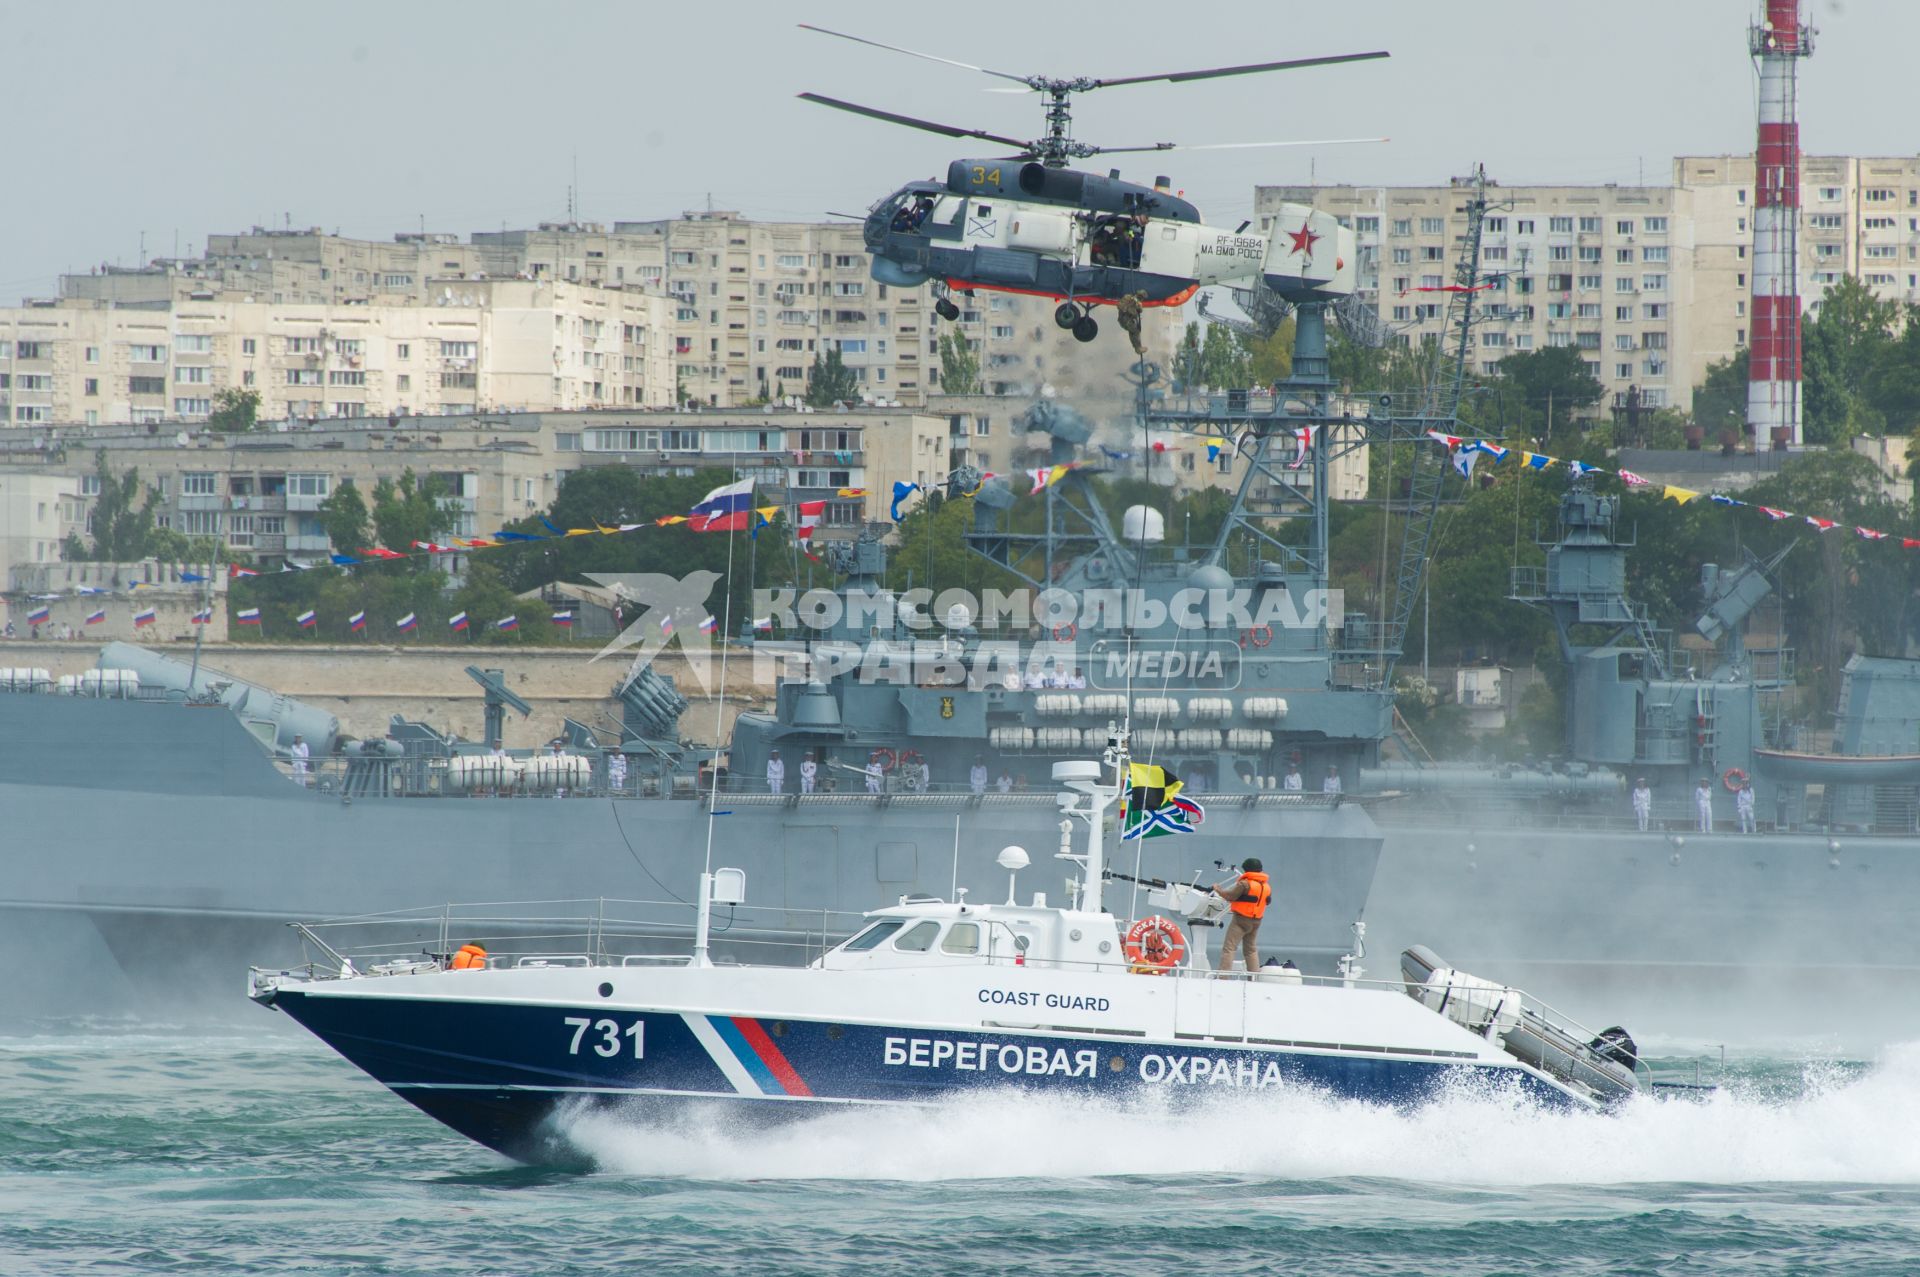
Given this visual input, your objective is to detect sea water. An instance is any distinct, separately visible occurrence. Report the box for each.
[4,1026,1919,1276]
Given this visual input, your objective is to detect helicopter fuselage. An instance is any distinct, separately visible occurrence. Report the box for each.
[864,160,1355,315]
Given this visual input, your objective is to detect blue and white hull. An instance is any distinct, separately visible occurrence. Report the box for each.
[256,952,1598,1165]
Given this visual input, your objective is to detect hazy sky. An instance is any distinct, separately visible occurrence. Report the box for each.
[4,0,1913,306]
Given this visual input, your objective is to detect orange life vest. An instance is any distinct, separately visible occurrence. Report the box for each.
[1229,872,1271,919]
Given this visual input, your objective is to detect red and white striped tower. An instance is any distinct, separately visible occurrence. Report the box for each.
[1748,0,1813,447]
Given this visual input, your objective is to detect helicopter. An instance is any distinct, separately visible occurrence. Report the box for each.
[797,24,1389,343]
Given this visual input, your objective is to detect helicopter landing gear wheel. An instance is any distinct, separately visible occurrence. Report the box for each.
[1054,301,1082,330]
[1071,314,1099,343]
[935,297,961,321]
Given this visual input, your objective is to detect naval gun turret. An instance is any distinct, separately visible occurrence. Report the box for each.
[98,642,339,753]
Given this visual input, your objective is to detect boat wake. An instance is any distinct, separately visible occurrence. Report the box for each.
[561,1043,1920,1185]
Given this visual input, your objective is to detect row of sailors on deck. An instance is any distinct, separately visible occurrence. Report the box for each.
[1011,665,1087,690]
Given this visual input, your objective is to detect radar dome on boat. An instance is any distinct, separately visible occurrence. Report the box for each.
[996,845,1030,871]
[1121,506,1165,545]
[1187,563,1233,594]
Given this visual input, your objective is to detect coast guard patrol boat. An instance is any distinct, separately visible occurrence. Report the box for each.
[250,732,1654,1165]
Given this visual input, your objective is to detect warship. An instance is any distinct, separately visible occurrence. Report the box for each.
[0,213,1413,1026]
[10,174,1920,1042]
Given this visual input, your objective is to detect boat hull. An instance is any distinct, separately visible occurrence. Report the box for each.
[265,984,1565,1164]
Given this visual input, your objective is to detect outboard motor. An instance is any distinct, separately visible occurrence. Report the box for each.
[1587,1026,1639,1072]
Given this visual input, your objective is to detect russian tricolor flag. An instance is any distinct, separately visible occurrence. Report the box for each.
[26,605,50,625]
[133,608,157,628]
[699,615,719,635]
[236,607,261,625]
[449,611,469,632]
[659,614,674,637]
[396,613,418,633]
[495,615,518,632]
[349,611,367,632]
[230,564,258,579]
[551,610,574,626]
[85,609,106,626]
[688,478,755,532]
[194,607,217,625]
[296,610,317,629]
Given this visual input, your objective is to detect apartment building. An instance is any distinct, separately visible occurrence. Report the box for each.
[50,211,1171,419]
[1259,178,1681,412]
[9,407,944,568]
[0,279,674,428]
[1673,154,1920,394]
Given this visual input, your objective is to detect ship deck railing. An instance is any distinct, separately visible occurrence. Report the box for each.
[278,755,1371,809]
[270,896,874,978]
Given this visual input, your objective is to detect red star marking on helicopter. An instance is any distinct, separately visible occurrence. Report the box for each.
[1287,218,1320,258]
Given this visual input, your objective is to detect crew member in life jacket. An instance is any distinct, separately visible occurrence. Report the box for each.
[1211,858,1272,973]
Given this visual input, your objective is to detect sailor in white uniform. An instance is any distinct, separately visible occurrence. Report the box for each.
[607,751,628,794]
[799,752,817,794]
[865,755,884,794]
[290,734,311,787]
[1736,779,1756,834]
[1283,763,1303,792]
[1322,765,1343,795]
[766,748,786,794]
[1631,777,1652,832]
[969,756,989,796]
[1694,777,1714,833]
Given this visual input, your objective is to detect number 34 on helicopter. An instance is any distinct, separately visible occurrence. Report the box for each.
[798,24,1389,344]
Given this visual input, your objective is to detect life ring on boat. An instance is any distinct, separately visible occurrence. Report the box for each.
[1052,622,1077,642]
[449,943,488,971]
[1123,915,1187,973]
[870,747,897,773]
[1722,767,1749,792]
[1245,625,1273,649]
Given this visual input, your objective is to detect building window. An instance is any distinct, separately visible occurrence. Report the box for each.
[84,378,98,396]
[129,376,166,394]
[175,334,212,354]
[439,340,477,359]
[1392,219,1411,235]
[1515,219,1534,235]
[1643,216,1667,232]
[1549,216,1573,233]
[127,344,165,362]
[287,369,321,386]
[286,336,323,354]
[84,346,100,363]
[1642,246,1668,263]
[1579,216,1601,233]
[182,472,217,496]
[176,365,210,384]
[1419,217,1444,234]
[327,370,366,386]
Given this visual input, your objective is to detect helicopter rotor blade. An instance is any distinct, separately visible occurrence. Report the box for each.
[1083,136,1390,156]
[1091,50,1389,90]
[797,24,1032,85]
[797,93,1034,152]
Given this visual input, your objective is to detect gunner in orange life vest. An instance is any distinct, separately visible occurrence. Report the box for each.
[1211,857,1271,973]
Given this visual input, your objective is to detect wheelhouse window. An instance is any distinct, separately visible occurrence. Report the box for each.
[893,921,941,953]
[844,919,905,951]
[941,923,981,955]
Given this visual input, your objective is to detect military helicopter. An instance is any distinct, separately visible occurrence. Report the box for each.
[798,24,1388,343]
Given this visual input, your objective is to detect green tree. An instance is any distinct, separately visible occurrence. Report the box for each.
[937,330,983,395]
[369,469,457,562]
[317,478,370,554]
[1490,346,1606,446]
[805,349,859,407]
[66,451,161,563]
[208,386,261,433]
[1803,274,1901,442]
[1241,320,1295,386]
[1197,323,1251,388]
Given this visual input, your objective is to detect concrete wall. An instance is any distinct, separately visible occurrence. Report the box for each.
[0,640,772,748]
